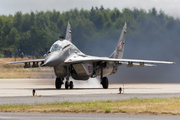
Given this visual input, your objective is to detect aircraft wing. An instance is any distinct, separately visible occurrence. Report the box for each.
[64,56,174,67]
[5,59,45,64]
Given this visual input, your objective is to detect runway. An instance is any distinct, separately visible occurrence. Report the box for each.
[0,79,180,105]
[0,112,180,120]
[0,79,180,119]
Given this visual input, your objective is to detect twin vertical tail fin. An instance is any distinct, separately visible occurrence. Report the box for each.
[109,22,127,59]
[65,22,72,42]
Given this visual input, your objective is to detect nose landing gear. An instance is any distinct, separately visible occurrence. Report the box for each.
[65,81,69,89]
[65,81,74,89]
[65,66,74,89]
[70,81,74,89]
[55,77,74,89]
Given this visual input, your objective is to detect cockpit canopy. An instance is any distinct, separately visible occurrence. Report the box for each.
[50,44,62,52]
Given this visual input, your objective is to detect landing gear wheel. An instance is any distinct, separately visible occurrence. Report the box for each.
[70,81,73,89]
[102,77,108,89]
[65,81,69,89]
[55,78,61,89]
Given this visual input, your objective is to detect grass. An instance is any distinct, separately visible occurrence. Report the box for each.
[1,97,180,115]
[0,58,54,78]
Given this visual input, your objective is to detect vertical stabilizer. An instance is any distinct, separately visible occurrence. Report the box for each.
[65,22,72,42]
[109,22,127,59]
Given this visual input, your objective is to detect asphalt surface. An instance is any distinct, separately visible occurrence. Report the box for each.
[0,79,180,119]
[0,113,180,120]
[0,79,180,105]
[1,93,180,105]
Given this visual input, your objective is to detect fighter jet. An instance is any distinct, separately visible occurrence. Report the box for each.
[5,22,174,89]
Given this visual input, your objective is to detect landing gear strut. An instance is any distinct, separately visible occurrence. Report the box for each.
[55,77,64,89]
[65,66,74,89]
[100,64,109,89]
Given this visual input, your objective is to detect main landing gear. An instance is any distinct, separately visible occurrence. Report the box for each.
[55,77,64,89]
[100,64,109,89]
[101,77,108,89]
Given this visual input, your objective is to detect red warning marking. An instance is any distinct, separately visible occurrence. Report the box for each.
[119,41,122,49]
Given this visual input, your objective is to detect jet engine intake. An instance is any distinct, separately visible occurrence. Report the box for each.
[72,63,93,76]
[94,63,116,76]
[54,65,67,77]
[71,70,89,80]
[70,63,93,80]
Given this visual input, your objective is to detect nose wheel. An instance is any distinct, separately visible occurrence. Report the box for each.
[70,81,74,89]
[65,66,74,89]
[65,81,74,89]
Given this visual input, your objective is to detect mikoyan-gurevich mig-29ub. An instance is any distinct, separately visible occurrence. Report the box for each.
[5,22,175,89]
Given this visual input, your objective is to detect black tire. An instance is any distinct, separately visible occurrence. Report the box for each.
[55,78,61,89]
[70,81,73,89]
[102,77,108,89]
[65,81,69,89]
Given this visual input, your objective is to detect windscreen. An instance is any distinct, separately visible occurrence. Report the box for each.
[50,44,62,52]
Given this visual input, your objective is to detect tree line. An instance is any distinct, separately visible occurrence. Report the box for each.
[0,6,179,57]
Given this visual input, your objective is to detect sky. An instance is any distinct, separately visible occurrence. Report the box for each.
[0,0,180,18]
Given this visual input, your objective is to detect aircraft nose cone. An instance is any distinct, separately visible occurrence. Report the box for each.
[44,53,60,66]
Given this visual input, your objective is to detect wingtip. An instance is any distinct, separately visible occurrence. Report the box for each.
[4,63,12,65]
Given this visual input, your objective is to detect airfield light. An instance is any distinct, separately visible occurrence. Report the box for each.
[32,89,36,96]
[119,87,122,94]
